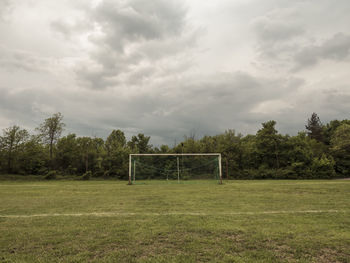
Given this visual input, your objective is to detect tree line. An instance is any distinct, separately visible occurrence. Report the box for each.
[0,112,349,179]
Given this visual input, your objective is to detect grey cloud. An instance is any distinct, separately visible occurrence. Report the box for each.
[0,47,51,72]
[123,72,301,140]
[251,7,305,66]
[63,0,198,90]
[294,33,350,70]
[0,70,300,144]
[250,2,350,71]
[93,0,187,46]
[252,14,303,43]
[50,18,92,39]
[0,87,62,130]
[0,65,348,146]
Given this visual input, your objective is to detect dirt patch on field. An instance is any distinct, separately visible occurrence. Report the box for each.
[313,248,349,263]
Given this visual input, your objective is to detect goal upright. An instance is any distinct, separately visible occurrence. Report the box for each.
[129,153,222,184]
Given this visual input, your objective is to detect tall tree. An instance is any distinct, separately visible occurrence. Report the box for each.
[128,133,151,153]
[18,135,47,175]
[105,130,126,155]
[55,134,79,172]
[0,125,29,173]
[37,113,65,161]
[76,137,95,173]
[305,113,324,142]
[214,130,242,178]
[104,130,129,178]
[330,123,350,175]
[256,120,282,169]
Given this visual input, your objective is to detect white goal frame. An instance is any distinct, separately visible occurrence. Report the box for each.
[129,153,222,184]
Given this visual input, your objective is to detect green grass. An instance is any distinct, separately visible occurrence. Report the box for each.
[0,180,349,262]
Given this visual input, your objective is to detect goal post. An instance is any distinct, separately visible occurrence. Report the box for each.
[128,153,222,184]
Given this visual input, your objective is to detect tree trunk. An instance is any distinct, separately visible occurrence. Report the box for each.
[274,140,280,171]
[226,158,229,179]
[49,139,53,160]
[85,154,88,172]
[7,150,12,173]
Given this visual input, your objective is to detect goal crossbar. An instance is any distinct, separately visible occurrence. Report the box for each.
[129,153,222,184]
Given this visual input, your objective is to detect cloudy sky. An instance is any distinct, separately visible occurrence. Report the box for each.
[1,0,350,145]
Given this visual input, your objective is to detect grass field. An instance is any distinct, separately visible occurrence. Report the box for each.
[0,180,349,262]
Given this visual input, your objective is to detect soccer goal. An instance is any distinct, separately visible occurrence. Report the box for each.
[128,153,222,184]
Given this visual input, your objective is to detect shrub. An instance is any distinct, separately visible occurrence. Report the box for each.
[82,171,92,180]
[93,169,104,177]
[45,170,57,180]
[311,155,336,179]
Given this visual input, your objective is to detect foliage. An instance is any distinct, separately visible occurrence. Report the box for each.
[0,125,29,173]
[1,112,350,179]
[311,154,336,179]
[45,170,57,180]
[36,112,65,161]
[331,124,350,176]
[305,112,324,142]
[127,133,151,153]
[256,120,282,169]
[82,171,92,180]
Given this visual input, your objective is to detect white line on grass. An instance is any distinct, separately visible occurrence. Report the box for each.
[0,210,347,218]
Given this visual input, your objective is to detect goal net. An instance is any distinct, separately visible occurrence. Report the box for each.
[129,153,222,184]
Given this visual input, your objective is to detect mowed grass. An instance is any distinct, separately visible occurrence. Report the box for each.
[0,180,349,262]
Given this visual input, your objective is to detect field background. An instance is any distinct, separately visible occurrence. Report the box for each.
[0,180,349,262]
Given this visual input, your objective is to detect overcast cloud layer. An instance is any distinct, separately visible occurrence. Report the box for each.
[1,0,350,145]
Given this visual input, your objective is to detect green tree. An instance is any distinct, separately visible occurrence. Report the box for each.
[323,119,350,145]
[76,137,95,173]
[256,120,282,170]
[240,134,259,171]
[330,123,350,176]
[305,113,324,142]
[55,134,79,173]
[104,130,129,178]
[285,132,314,178]
[311,154,336,179]
[128,133,151,153]
[0,125,29,173]
[105,130,126,154]
[18,135,47,175]
[37,112,65,161]
[214,130,242,178]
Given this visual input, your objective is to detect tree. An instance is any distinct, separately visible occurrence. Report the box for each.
[0,125,29,173]
[305,113,324,142]
[330,123,350,176]
[76,137,95,173]
[128,133,151,153]
[323,119,350,145]
[240,134,259,171]
[256,120,282,170]
[105,130,126,155]
[37,113,65,161]
[55,134,79,173]
[18,135,47,175]
[104,130,129,178]
[214,130,242,178]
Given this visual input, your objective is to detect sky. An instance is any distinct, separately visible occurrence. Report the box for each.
[0,0,350,146]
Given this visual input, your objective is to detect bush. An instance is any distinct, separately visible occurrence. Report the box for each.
[311,155,336,179]
[241,168,299,179]
[82,171,92,180]
[37,167,48,175]
[93,169,104,177]
[45,170,57,180]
